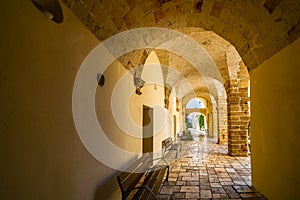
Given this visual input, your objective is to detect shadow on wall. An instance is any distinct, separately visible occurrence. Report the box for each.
[94,171,121,200]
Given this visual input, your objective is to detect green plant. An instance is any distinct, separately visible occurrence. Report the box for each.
[199,114,204,129]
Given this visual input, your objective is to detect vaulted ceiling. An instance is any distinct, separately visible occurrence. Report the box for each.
[61,0,300,103]
[62,0,300,69]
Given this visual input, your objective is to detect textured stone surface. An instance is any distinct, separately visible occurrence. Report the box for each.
[61,0,298,156]
[62,0,300,70]
[226,63,250,156]
[180,185,199,193]
[157,137,266,199]
[159,185,174,194]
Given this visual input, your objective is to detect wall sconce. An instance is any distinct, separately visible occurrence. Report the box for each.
[31,0,63,23]
[128,61,145,95]
[97,73,105,87]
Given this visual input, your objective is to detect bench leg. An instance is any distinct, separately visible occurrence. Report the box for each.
[165,166,169,182]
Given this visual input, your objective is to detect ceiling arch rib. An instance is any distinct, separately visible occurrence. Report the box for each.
[118,29,241,89]
[226,45,243,81]
[115,27,244,107]
[103,27,224,103]
[182,91,212,107]
[117,49,211,100]
[179,28,231,84]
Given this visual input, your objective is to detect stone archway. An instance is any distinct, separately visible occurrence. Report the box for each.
[62,0,298,159]
[62,0,300,70]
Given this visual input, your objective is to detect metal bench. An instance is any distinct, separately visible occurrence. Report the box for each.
[117,153,169,200]
[162,137,182,159]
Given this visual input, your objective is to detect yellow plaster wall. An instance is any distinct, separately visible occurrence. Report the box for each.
[250,38,300,199]
[0,1,118,199]
[96,60,142,154]
[94,50,178,199]
[6,1,300,200]
[0,2,178,198]
[95,51,168,159]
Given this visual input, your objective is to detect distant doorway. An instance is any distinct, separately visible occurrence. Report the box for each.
[143,105,153,157]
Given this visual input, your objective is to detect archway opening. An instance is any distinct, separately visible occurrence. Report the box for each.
[185,98,208,139]
[186,98,206,109]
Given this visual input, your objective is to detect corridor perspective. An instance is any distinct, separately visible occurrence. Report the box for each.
[1,1,300,200]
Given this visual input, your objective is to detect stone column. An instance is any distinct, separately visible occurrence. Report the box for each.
[226,65,250,156]
[182,102,186,131]
[217,96,228,144]
[212,109,218,139]
[210,98,218,139]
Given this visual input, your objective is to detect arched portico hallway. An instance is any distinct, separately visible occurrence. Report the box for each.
[1,1,300,200]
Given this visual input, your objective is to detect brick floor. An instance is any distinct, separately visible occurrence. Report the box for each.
[158,136,267,199]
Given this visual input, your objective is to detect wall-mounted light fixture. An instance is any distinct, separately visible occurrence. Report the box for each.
[31,0,63,23]
[97,73,105,87]
[128,61,145,95]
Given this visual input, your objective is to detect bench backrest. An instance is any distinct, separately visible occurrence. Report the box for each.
[117,153,152,199]
[162,137,173,149]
